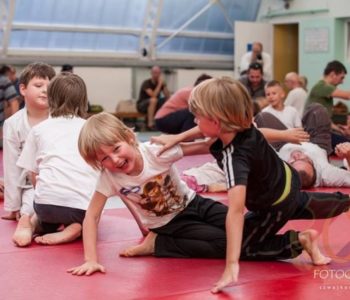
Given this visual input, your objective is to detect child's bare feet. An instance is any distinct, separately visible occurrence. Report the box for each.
[299,229,331,265]
[2,211,20,221]
[34,223,82,245]
[120,231,157,257]
[12,214,34,247]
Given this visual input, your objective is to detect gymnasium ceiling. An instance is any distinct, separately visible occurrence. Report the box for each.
[0,0,261,69]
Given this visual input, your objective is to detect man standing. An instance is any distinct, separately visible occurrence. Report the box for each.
[137,66,170,130]
[239,41,272,80]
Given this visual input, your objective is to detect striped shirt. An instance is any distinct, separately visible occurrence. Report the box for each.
[0,75,18,126]
[210,126,286,211]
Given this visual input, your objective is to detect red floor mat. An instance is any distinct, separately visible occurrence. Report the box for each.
[1,154,350,299]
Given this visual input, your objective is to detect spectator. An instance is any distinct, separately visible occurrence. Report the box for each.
[137,66,170,130]
[239,41,272,80]
[305,60,350,149]
[154,74,212,134]
[239,62,268,109]
[284,72,308,117]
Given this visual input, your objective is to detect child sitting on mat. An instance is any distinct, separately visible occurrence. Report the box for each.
[67,109,342,279]
[151,77,344,293]
[2,63,56,246]
[68,112,229,276]
[16,73,98,246]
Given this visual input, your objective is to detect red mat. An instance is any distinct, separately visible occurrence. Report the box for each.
[0,154,350,299]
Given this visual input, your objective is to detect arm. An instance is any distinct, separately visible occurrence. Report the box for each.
[151,126,204,155]
[212,185,246,293]
[145,77,164,98]
[180,138,215,156]
[162,85,170,99]
[67,191,108,276]
[2,124,23,214]
[335,142,350,169]
[331,89,350,100]
[31,172,37,188]
[259,127,309,144]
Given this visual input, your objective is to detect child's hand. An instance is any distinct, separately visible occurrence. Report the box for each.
[335,142,350,159]
[150,134,181,156]
[285,128,310,144]
[211,262,239,293]
[67,261,106,276]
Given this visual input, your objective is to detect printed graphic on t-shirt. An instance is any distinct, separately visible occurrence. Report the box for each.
[119,172,187,217]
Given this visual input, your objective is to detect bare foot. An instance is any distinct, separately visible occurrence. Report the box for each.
[120,231,157,257]
[34,223,82,245]
[299,229,332,265]
[12,214,34,247]
[2,211,20,221]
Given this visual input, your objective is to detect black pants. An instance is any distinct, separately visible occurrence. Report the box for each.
[241,169,303,261]
[241,168,350,261]
[155,109,196,134]
[151,195,227,258]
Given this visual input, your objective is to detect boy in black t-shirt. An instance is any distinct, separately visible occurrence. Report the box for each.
[152,77,349,293]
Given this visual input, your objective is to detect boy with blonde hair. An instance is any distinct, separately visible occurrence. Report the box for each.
[68,112,228,276]
[153,77,343,293]
[262,80,301,129]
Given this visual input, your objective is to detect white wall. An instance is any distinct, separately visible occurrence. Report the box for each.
[72,67,132,112]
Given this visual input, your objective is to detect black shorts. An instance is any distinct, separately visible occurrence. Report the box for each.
[137,97,167,114]
[34,202,86,234]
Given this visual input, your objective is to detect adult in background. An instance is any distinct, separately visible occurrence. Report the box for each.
[155,74,212,134]
[137,66,170,130]
[239,62,268,109]
[239,41,272,80]
[284,72,308,118]
[305,60,350,149]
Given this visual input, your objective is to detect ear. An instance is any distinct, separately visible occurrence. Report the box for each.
[19,84,26,97]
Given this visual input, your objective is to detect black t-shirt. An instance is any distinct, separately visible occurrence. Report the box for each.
[138,79,166,103]
[210,126,286,211]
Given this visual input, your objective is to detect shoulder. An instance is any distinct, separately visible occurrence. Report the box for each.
[283,106,298,114]
[4,108,25,125]
[143,141,183,162]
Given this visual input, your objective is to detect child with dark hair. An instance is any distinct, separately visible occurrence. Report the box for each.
[2,62,56,246]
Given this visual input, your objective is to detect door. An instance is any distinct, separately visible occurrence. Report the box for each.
[273,23,299,83]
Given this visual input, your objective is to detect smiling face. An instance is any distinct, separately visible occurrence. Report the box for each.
[20,76,50,111]
[96,142,143,176]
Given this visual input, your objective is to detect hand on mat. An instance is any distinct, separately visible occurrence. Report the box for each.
[211,262,239,294]
[150,134,180,156]
[67,261,105,276]
[285,128,309,144]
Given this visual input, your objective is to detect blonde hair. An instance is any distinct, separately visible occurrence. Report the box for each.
[48,73,88,118]
[78,112,136,170]
[189,77,253,132]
